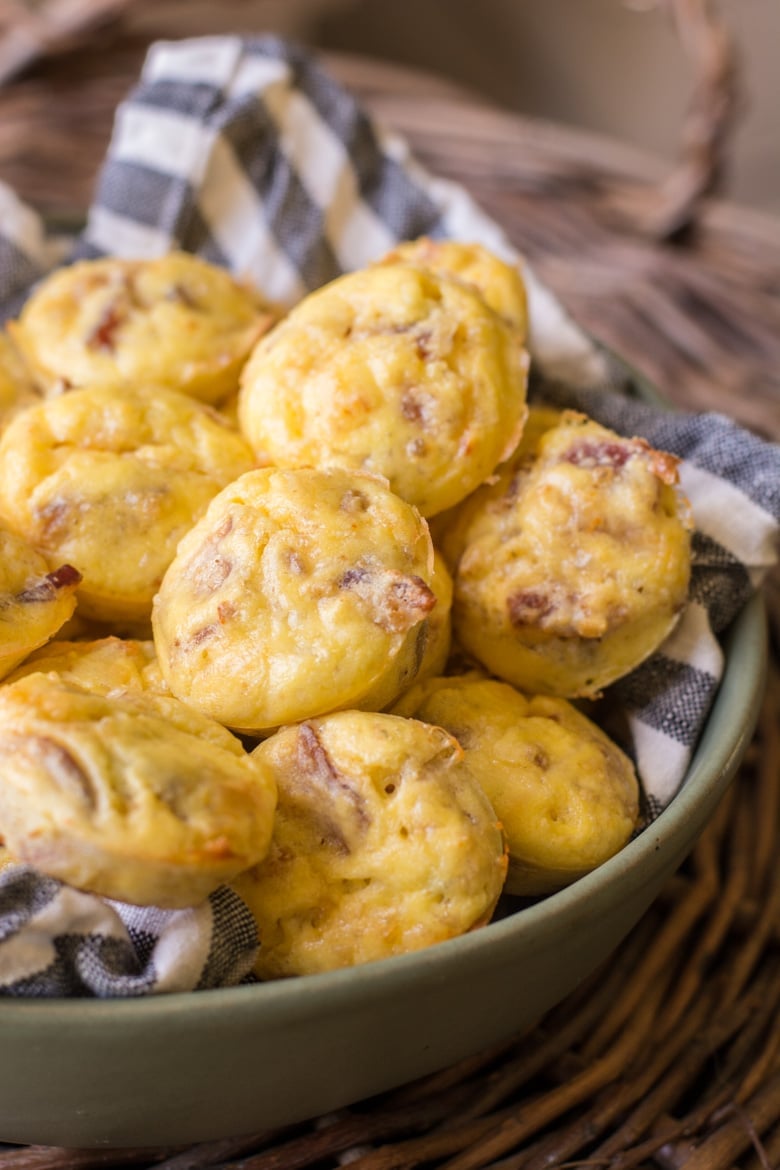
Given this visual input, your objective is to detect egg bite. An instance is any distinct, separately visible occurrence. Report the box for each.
[238,261,529,517]
[231,710,507,977]
[153,466,437,734]
[439,408,692,697]
[0,673,277,908]
[5,635,167,697]
[9,252,276,404]
[0,528,81,681]
[393,672,640,895]
[0,382,255,623]
[377,237,528,337]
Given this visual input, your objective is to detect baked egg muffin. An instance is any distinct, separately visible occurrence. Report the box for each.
[10,252,276,403]
[238,262,529,516]
[231,710,507,977]
[439,408,692,697]
[0,673,277,907]
[0,529,81,681]
[0,382,255,623]
[152,466,437,734]
[5,635,167,697]
[393,672,640,895]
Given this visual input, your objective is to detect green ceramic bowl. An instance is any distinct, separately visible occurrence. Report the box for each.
[0,593,765,1148]
[0,332,767,1146]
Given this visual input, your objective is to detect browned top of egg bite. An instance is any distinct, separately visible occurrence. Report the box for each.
[0,673,277,908]
[10,252,276,404]
[439,408,692,697]
[232,710,507,977]
[238,262,528,516]
[152,466,437,734]
[0,382,255,623]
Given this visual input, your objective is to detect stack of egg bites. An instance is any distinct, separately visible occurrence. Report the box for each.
[0,241,692,979]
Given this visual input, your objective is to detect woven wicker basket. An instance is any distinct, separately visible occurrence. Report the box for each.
[0,3,778,1167]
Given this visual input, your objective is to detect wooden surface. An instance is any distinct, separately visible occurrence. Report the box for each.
[0,28,779,1170]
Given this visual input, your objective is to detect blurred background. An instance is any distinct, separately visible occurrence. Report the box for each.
[118,0,777,214]
[310,0,779,215]
[0,1,776,214]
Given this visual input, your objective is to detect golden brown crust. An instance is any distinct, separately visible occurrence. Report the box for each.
[439,409,692,697]
[0,674,277,907]
[392,672,640,895]
[377,238,528,337]
[231,710,507,976]
[152,466,436,734]
[0,383,255,622]
[5,635,167,697]
[238,262,528,516]
[10,253,276,404]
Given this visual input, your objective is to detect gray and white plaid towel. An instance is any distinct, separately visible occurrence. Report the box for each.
[0,34,777,996]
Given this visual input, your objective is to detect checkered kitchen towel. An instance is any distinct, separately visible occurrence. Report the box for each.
[0,35,777,996]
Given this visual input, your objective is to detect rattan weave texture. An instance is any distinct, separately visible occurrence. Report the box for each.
[0,16,778,1169]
